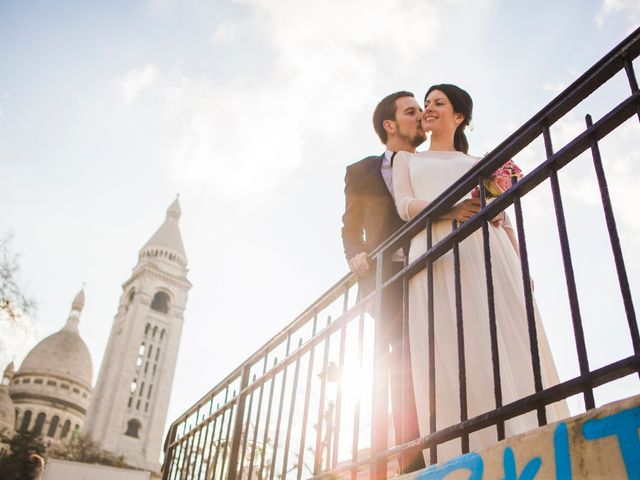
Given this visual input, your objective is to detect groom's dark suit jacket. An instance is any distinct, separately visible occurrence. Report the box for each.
[341,153,405,295]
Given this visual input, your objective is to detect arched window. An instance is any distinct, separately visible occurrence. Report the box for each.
[61,419,71,439]
[125,419,141,438]
[128,289,135,303]
[150,291,170,313]
[20,410,32,432]
[33,412,46,434]
[47,415,59,438]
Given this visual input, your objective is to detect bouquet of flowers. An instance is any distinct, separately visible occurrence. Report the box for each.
[472,159,523,199]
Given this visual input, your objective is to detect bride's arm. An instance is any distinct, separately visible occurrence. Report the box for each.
[393,151,482,222]
[393,152,429,221]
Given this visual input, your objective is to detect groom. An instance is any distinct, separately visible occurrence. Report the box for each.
[341,91,427,472]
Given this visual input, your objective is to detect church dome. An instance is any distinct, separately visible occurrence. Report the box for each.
[19,329,93,387]
[17,289,93,388]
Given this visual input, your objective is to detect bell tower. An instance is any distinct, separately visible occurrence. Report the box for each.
[84,198,191,471]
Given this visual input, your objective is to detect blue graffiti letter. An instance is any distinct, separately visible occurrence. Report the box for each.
[553,422,572,480]
[502,446,541,480]
[416,452,484,480]
[582,406,640,478]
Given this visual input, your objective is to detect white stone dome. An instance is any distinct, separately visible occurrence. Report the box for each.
[17,289,93,388]
[19,329,93,387]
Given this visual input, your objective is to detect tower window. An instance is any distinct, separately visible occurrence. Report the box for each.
[125,419,141,438]
[150,291,170,313]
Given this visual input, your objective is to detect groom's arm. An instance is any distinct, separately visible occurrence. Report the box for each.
[342,164,368,275]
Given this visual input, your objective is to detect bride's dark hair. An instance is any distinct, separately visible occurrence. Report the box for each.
[425,84,473,154]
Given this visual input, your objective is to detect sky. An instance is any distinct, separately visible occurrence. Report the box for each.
[1,0,640,459]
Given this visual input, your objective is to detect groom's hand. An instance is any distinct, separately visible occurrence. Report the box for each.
[348,252,369,276]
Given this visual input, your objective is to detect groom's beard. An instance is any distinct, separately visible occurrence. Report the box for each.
[411,130,427,148]
[398,122,427,148]
[398,129,427,148]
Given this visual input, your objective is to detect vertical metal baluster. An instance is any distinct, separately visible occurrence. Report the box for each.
[331,324,348,469]
[258,359,278,479]
[427,219,437,464]
[195,419,205,479]
[297,315,319,480]
[193,415,206,479]
[171,433,184,480]
[167,433,177,480]
[314,317,333,475]
[586,114,640,360]
[191,411,205,479]
[371,253,389,479]
[203,404,221,480]
[479,179,504,440]
[512,182,546,426]
[229,366,252,480]
[183,419,197,478]
[211,390,231,480]
[220,393,237,478]
[237,376,257,480]
[281,339,304,479]
[173,438,185,480]
[198,398,216,479]
[543,124,595,410]
[400,240,410,468]
[623,57,640,122]
[247,356,270,480]
[452,219,469,453]
[269,337,292,480]
[351,312,365,480]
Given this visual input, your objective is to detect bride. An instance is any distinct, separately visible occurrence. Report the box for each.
[392,83,567,462]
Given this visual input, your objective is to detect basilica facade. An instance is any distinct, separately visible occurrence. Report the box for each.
[1,198,190,472]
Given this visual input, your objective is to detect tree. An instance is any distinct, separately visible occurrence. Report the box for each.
[48,433,129,468]
[0,232,36,321]
[0,431,47,480]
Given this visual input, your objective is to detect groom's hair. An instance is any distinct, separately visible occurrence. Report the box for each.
[373,91,415,144]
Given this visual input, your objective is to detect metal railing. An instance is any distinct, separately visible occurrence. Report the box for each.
[162,26,640,480]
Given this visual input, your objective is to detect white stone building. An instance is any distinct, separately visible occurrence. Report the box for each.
[83,198,191,471]
[9,289,93,445]
[2,199,189,474]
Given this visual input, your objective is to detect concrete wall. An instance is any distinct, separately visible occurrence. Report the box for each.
[399,395,640,480]
[43,458,151,480]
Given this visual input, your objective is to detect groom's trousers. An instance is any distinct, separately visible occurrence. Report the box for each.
[370,261,426,473]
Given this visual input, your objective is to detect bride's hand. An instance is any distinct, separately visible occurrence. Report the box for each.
[449,198,481,223]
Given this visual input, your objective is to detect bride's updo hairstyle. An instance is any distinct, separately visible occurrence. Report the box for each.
[425,84,473,154]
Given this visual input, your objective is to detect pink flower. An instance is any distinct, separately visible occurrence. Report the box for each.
[493,175,513,194]
[474,159,524,199]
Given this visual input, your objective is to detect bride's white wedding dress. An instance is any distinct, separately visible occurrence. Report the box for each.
[393,150,568,463]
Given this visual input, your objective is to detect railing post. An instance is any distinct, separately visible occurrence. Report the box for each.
[161,423,177,480]
[370,254,390,479]
[227,364,252,480]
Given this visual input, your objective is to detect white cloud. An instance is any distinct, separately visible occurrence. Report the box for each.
[596,0,640,29]
[211,21,240,42]
[113,0,445,199]
[115,64,159,104]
